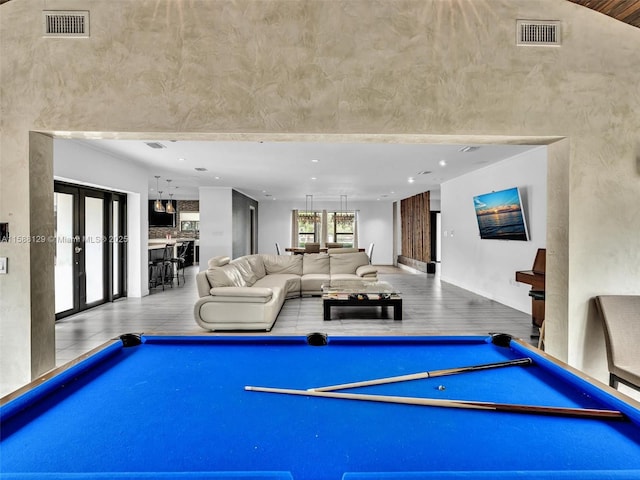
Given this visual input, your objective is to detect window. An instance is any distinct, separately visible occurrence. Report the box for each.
[328,211,355,247]
[294,210,356,247]
[297,211,320,246]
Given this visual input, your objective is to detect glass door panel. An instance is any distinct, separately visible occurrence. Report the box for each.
[84,196,104,305]
[113,200,120,296]
[54,192,75,314]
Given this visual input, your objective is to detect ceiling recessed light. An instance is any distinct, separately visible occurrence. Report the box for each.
[178,157,185,162]
[311,177,317,180]
[438,160,447,167]
[311,159,319,163]
[408,177,415,183]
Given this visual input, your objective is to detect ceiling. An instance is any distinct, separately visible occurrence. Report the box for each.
[71,138,541,203]
[568,0,640,29]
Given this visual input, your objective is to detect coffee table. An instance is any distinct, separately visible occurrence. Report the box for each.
[321,280,402,320]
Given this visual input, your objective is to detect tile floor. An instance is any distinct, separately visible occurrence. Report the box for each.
[55,265,539,366]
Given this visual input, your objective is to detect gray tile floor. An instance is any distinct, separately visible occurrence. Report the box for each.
[55,265,539,366]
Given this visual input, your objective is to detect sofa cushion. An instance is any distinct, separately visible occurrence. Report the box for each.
[254,273,301,298]
[230,257,258,286]
[205,263,246,287]
[262,254,303,276]
[301,273,331,294]
[208,286,273,303]
[356,265,377,277]
[329,252,370,274]
[303,253,330,275]
[245,254,267,280]
[330,273,376,283]
[208,256,231,268]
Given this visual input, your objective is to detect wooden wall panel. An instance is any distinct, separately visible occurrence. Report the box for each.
[400,191,431,263]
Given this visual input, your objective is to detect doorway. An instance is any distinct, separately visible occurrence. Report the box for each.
[54,182,127,319]
[431,211,441,263]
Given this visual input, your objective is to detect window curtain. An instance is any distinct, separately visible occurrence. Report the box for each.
[353,210,359,247]
[321,210,328,247]
[291,209,299,247]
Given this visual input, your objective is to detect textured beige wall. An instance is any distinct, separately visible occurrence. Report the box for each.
[1,0,639,392]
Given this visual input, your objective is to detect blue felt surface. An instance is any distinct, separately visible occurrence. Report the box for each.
[0,474,292,479]
[2,335,640,479]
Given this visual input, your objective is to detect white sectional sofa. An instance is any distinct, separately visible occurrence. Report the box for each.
[194,252,377,331]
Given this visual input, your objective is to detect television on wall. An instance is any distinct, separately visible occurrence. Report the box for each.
[148,200,176,227]
[473,187,529,241]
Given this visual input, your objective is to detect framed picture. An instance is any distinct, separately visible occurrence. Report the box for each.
[180,220,199,232]
[473,187,529,241]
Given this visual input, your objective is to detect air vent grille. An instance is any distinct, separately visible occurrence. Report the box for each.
[194,167,208,172]
[43,11,89,37]
[459,146,480,153]
[517,20,561,46]
[145,142,166,149]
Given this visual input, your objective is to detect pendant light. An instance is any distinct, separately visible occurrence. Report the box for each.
[301,194,319,225]
[153,175,165,212]
[336,194,350,227]
[165,179,176,214]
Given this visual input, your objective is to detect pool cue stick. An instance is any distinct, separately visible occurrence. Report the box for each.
[244,386,625,420]
[308,357,533,392]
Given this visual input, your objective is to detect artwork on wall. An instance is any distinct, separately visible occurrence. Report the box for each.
[473,187,529,241]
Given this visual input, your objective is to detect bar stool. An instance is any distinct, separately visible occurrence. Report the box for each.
[149,244,173,290]
[170,242,189,286]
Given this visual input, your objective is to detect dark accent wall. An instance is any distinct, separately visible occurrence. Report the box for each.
[232,190,258,258]
[400,191,431,263]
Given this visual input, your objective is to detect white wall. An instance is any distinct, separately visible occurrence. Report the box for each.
[257,199,395,265]
[54,140,148,297]
[440,147,547,313]
[199,187,233,267]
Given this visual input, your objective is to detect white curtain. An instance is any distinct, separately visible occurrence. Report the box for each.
[353,210,359,247]
[321,210,328,247]
[291,209,299,247]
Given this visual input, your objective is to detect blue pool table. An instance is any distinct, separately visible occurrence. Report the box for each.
[2,333,640,479]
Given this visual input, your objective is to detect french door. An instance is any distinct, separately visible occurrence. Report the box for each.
[54,182,127,319]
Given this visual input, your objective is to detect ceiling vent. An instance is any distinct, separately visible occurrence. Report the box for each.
[516,20,561,46]
[459,146,480,153]
[145,142,166,149]
[43,11,89,37]
[194,167,208,172]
